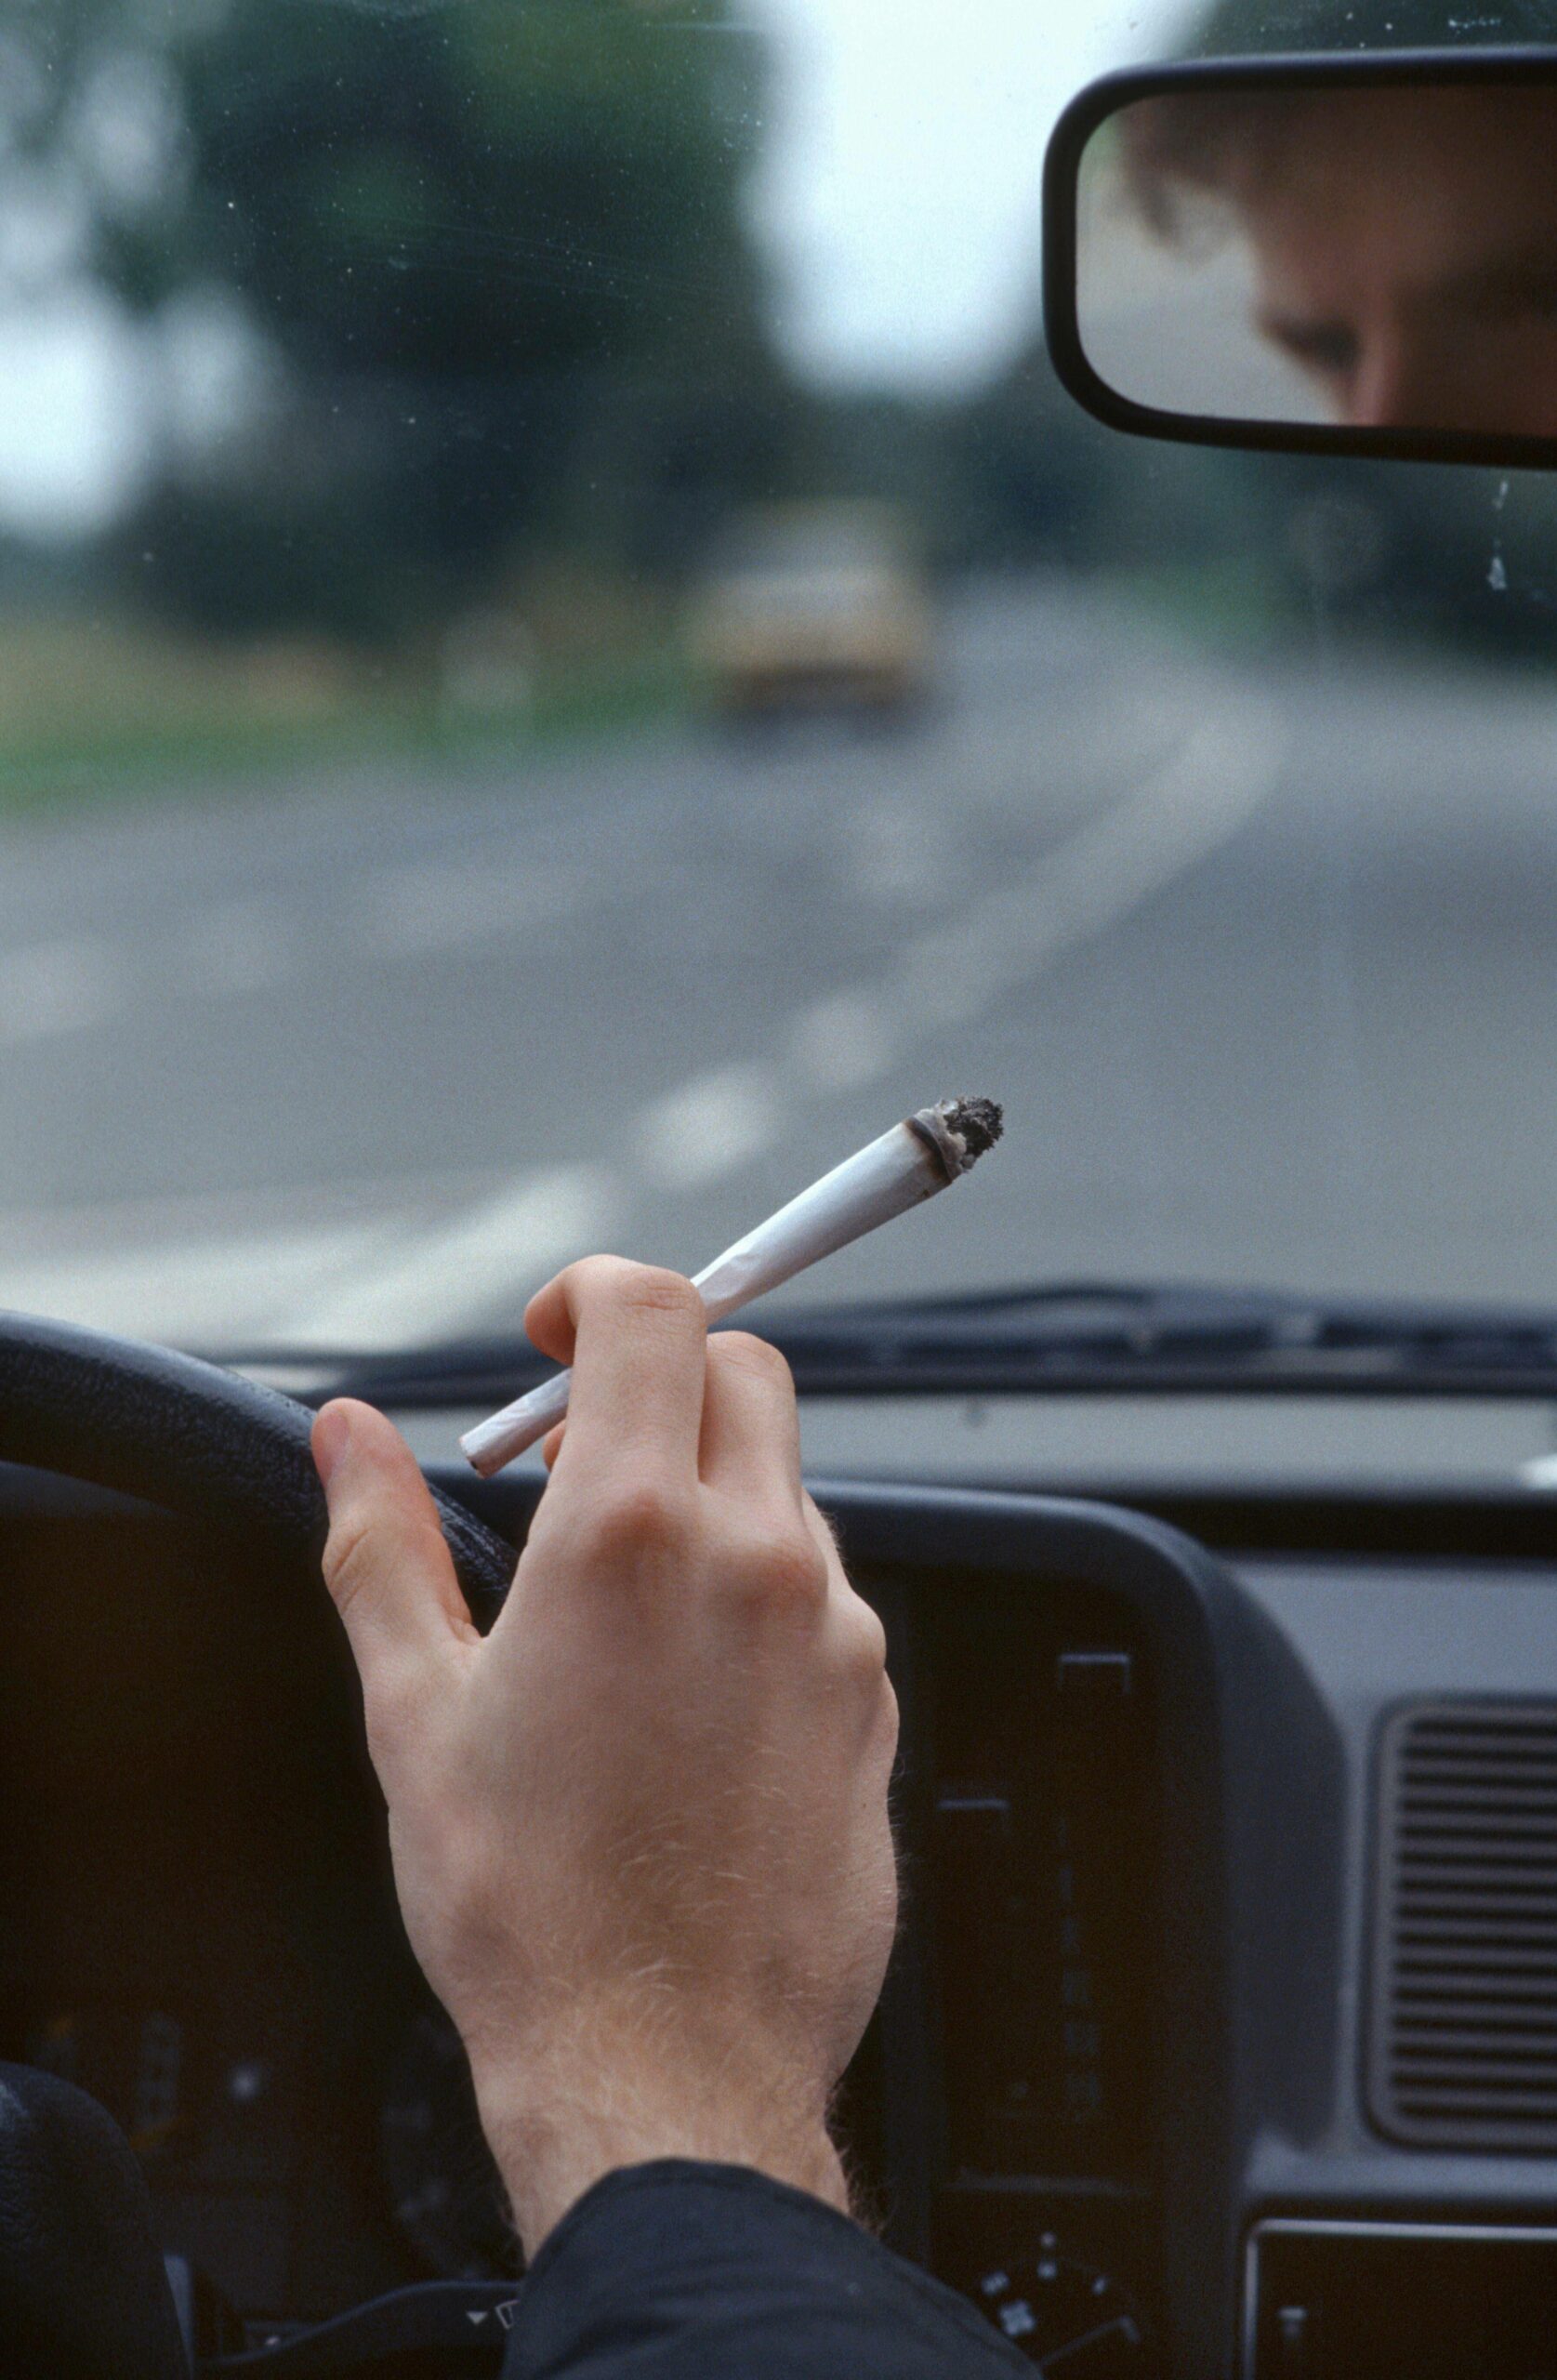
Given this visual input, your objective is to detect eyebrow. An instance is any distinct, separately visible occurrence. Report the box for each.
[1256,242,1557,370]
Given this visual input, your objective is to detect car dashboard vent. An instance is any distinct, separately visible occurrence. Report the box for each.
[1370,1700,1557,2149]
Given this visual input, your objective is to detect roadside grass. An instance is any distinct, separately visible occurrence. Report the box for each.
[0,615,693,816]
[1107,558,1297,653]
[1105,555,1557,682]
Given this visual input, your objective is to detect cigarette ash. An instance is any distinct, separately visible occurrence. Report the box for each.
[942,1095,1003,1165]
[910,1094,1004,1182]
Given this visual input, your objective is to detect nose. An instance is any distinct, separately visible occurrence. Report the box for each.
[1346,330,1459,430]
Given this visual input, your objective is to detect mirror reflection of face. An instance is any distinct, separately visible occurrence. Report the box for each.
[1122,86,1557,438]
[1243,89,1557,435]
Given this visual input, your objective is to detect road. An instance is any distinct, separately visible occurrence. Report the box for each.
[3,579,1557,1355]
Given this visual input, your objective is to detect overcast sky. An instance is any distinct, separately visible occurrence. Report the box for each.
[0,0,1187,537]
[749,0,1185,390]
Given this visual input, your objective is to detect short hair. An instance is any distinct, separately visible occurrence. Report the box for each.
[1114,90,1310,246]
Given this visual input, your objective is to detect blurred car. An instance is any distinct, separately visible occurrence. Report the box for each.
[687,503,935,720]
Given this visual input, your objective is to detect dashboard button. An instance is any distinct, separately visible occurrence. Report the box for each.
[1040,2314,1147,2375]
[1056,1650,1134,1705]
[1273,2305,1313,2372]
[970,2239,1151,2370]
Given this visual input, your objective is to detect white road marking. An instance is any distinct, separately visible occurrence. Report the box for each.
[0,1167,619,1348]
[786,992,894,1095]
[907,697,1283,1017]
[839,798,955,906]
[0,689,1286,1352]
[184,900,291,995]
[279,1162,620,1346]
[357,856,587,955]
[0,1222,389,1343]
[0,938,116,1044]
[636,1064,782,1189]
[784,694,1286,1091]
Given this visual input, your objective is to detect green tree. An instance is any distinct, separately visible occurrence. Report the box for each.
[5,0,785,640]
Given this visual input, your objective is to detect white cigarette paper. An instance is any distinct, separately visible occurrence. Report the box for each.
[459,1094,1003,1477]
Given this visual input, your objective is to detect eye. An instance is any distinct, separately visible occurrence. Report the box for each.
[1260,316,1361,380]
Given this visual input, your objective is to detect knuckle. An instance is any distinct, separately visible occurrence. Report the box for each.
[555,1252,629,1311]
[873,1673,902,1766]
[587,1474,694,1567]
[566,1256,704,1334]
[801,1491,843,1560]
[617,1263,703,1324]
[846,1597,890,1679]
[711,1330,794,1395]
[732,1524,829,1611]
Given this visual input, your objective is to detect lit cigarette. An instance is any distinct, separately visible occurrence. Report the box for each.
[459,1094,1004,1477]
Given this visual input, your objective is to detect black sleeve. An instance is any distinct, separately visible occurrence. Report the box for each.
[499,2158,1030,2379]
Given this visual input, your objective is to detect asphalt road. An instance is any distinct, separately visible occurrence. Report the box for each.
[4,578,1557,1355]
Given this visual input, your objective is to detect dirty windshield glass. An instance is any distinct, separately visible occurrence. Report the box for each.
[0,0,1552,1355]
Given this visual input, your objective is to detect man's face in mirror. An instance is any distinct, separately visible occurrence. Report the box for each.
[1221,87,1557,435]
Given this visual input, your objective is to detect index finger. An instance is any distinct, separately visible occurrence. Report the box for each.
[524,1256,709,1488]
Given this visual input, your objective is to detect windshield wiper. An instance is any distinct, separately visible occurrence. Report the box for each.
[222,1281,1557,1408]
[747,1282,1557,1397]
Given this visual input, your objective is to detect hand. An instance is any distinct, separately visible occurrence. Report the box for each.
[311,1258,899,2254]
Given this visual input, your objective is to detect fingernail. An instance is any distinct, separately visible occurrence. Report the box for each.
[312,1404,353,1490]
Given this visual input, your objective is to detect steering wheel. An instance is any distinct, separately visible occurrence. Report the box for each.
[0,1309,519,1620]
[0,1311,525,2374]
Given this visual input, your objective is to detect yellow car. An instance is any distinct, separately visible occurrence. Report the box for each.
[689,504,935,720]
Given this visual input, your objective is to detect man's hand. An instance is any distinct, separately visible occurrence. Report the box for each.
[311,1258,899,2255]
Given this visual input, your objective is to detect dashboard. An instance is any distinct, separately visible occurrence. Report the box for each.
[3,1456,1557,2374]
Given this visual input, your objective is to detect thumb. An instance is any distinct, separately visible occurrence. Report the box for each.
[313,1400,475,1710]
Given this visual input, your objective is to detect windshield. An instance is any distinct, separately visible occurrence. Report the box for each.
[1,0,1552,1356]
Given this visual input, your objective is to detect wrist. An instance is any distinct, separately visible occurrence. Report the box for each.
[469,2046,850,2255]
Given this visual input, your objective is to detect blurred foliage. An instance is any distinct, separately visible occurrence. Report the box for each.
[947,329,1557,668]
[0,0,1553,684]
[0,607,691,812]
[2,0,787,641]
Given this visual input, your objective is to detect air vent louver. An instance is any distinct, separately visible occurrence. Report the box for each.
[1370,1700,1557,2150]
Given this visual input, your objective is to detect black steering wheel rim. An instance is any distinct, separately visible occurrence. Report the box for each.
[0,1310,517,1623]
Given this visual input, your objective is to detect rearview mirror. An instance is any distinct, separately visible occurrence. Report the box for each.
[1044,50,1557,468]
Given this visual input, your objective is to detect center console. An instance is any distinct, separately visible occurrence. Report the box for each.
[858,1563,1171,2373]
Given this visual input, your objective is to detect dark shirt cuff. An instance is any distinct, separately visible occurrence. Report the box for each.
[500,2158,1027,2377]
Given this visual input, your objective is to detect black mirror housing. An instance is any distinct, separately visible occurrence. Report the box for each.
[1043,47,1557,469]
